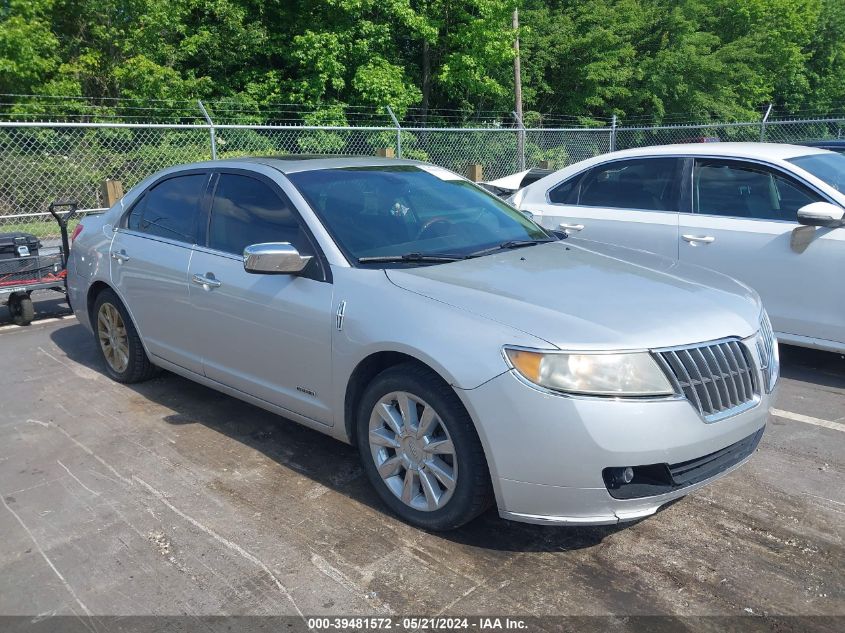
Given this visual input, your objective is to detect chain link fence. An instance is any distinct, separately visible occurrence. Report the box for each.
[1,114,843,239]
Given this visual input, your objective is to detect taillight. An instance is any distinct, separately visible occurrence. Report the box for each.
[70,224,83,243]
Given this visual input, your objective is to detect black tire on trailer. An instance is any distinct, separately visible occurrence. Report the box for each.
[8,292,35,326]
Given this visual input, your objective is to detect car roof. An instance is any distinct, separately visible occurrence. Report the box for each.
[228,155,427,174]
[798,139,845,148]
[597,142,832,161]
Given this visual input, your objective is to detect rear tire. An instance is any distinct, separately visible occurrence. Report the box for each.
[357,362,492,530]
[92,288,157,383]
[8,292,34,326]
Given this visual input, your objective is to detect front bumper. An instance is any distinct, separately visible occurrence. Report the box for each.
[461,369,771,525]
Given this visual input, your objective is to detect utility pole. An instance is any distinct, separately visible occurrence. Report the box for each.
[513,8,525,171]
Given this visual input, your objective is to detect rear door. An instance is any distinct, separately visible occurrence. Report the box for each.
[110,171,210,373]
[679,158,844,346]
[188,171,335,425]
[524,157,684,259]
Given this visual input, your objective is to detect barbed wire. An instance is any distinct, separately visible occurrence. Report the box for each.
[2,94,845,128]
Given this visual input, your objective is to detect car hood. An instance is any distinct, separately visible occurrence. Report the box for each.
[385,241,762,351]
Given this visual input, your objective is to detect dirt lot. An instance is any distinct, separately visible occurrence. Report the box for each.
[0,300,843,631]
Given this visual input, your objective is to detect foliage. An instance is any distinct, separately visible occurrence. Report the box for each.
[0,0,843,121]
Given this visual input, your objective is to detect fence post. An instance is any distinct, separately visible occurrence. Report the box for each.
[512,111,526,171]
[386,105,402,158]
[610,114,617,152]
[100,179,124,207]
[198,100,217,160]
[760,103,773,142]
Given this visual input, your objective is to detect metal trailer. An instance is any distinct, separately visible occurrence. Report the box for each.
[0,201,77,325]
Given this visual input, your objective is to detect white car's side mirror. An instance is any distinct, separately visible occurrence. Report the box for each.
[797,202,844,228]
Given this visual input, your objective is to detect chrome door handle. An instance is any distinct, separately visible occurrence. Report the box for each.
[111,250,130,262]
[682,234,715,244]
[191,273,222,289]
[559,223,585,233]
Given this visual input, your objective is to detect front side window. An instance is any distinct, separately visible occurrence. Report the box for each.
[577,158,681,211]
[694,160,822,221]
[287,166,550,264]
[127,174,206,243]
[207,174,316,259]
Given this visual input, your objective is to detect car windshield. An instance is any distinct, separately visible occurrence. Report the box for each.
[788,153,845,193]
[286,165,552,265]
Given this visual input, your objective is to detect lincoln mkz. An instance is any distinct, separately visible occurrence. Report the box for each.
[67,157,778,530]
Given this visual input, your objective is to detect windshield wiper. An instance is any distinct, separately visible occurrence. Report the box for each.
[466,239,555,258]
[357,252,466,264]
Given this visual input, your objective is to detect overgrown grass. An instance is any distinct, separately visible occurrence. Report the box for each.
[1,218,82,241]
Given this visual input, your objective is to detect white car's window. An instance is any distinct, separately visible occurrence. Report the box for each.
[548,176,580,204]
[127,174,206,243]
[788,152,845,192]
[571,158,681,211]
[694,160,822,221]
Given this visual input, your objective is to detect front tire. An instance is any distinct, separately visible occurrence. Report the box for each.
[357,363,492,530]
[92,288,157,383]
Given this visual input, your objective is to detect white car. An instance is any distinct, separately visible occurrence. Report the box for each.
[512,143,845,354]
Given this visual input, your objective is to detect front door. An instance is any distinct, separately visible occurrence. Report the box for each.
[679,158,844,346]
[188,172,335,425]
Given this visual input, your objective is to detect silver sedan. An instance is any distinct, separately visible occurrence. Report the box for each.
[67,157,777,530]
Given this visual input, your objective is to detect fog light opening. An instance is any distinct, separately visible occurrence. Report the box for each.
[608,466,635,487]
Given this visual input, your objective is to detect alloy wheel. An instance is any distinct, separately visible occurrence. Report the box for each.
[97,302,129,373]
[368,391,457,512]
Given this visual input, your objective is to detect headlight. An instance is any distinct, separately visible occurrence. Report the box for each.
[504,347,675,397]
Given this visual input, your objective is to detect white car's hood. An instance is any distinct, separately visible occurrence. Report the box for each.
[385,240,762,351]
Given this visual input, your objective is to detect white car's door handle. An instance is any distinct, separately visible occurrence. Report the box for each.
[682,234,715,244]
[191,273,222,289]
[111,250,130,262]
[559,223,585,233]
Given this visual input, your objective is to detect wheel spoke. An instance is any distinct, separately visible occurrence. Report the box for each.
[418,468,441,510]
[115,346,129,370]
[416,406,437,439]
[401,469,418,503]
[377,456,402,479]
[369,427,400,449]
[424,438,454,456]
[397,393,419,435]
[377,402,404,435]
[425,457,456,491]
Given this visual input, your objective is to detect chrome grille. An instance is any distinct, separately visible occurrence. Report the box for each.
[756,310,779,393]
[655,340,759,421]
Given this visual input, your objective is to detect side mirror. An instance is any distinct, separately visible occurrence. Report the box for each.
[243,242,312,274]
[797,202,844,228]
